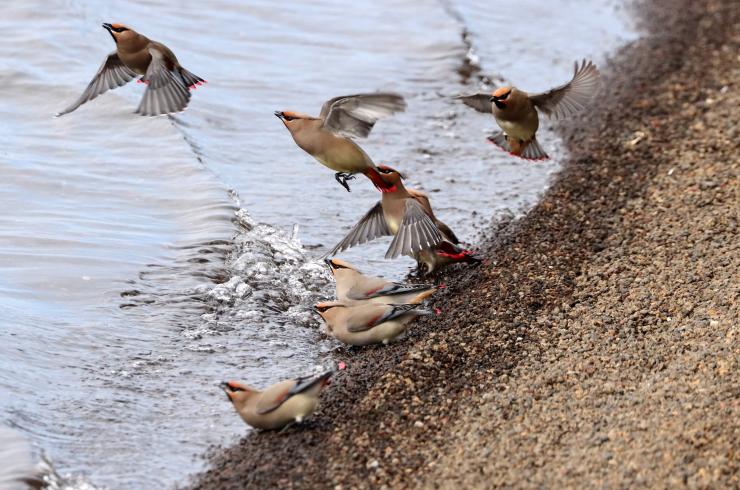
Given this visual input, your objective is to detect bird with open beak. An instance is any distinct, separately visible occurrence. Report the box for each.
[325,257,436,304]
[57,23,205,117]
[221,370,333,431]
[328,165,458,259]
[315,300,430,346]
[457,59,600,160]
[275,93,406,192]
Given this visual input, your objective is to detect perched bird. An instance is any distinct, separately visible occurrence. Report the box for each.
[221,370,333,431]
[57,23,205,117]
[457,59,600,160]
[315,300,430,346]
[325,257,436,304]
[275,93,406,192]
[415,241,481,275]
[328,165,455,259]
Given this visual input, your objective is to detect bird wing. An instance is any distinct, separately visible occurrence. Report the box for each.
[56,52,137,116]
[347,281,434,301]
[529,59,601,120]
[408,190,460,244]
[320,93,406,138]
[385,199,444,259]
[135,47,191,116]
[455,93,492,113]
[255,371,333,415]
[329,202,391,256]
[346,303,426,333]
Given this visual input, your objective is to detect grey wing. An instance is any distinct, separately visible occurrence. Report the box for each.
[135,48,191,116]
[320,93,406,138]
[56,52,137,116]
[329,202,391,256]
[386,200,444,259]
[347,282,434,301]
[529,59,601,119]
[347,303,428,332]
[455,93,492,113]
[288,371,333,396]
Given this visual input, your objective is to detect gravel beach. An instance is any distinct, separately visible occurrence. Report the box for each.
[190,0,739,487]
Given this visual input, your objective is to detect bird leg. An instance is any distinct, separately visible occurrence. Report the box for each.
[334,172,356,192]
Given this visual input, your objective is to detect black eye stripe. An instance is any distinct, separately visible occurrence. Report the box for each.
[112,26,128,33]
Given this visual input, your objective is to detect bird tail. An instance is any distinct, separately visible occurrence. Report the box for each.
[487,132,549,161]
[179,68,206,90]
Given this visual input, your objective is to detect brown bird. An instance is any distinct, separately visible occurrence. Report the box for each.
[275,93,406,192]
[325,257,436,304]
[315,301,429,346]
[415,241,481,275]
[457,59,600,160]
[57,23,205,117]
[328,165,455,259]
[221,370,333,430]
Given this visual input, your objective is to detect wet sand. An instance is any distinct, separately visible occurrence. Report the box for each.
[190,0,739,487]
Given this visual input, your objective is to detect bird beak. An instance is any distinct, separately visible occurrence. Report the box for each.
[489,96,496,102]
[274,111,285,120]
[324,258,335,269]
[102,23,113,32]
[220,382,233,400]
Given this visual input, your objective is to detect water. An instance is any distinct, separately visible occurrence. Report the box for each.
[0,0,636,488]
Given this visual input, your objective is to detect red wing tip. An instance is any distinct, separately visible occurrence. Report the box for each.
[188,80,207,90]
[437,283,446,289]
[434,307,442,316]
[338,361,347,370]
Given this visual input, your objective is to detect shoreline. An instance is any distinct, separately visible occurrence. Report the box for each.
[190,0,738,487]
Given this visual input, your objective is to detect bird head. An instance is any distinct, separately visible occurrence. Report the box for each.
[313,301,345,322]
[490,86,512,110]
[102,23,136,44]
[376,165,405,186]
[274,111,317,133]
[324,258,357,275]
[220,380,257,406]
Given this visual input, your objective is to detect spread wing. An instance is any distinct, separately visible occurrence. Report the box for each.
[329,202,391,256]
[320,93,406,138]
[346,303,427,333]
[529,59,600,120]
[455,93,492,113]
[56,52,137,116]
[135,48,191,116]
[385,199,444,259]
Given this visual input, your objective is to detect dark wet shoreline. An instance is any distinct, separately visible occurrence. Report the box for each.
[189,0,739,487]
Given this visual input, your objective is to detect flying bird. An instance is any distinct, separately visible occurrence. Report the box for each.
[275,93,406,192]
[328,165,454,259]
[221,370,333,430]
[57,23,205,117]
[457,59,600,160]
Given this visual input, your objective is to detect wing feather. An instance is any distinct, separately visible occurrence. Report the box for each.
[320,93,406,138]
[529,59,601,119]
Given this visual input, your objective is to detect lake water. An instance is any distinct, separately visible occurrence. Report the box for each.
[0,0,636,488]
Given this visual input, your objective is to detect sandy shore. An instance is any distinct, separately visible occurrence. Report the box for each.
[190,0,739,487]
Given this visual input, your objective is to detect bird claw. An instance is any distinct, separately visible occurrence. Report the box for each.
[334,172,356,192]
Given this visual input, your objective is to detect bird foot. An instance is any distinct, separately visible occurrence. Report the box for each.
[334,172,356,192]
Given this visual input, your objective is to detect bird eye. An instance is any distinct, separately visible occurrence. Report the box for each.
[113,26,128,33]
[284,115,295,121]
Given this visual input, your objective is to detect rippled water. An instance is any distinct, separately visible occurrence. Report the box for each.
[0,0,636,488]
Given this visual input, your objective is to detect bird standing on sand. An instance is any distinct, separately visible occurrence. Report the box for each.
[315,301,430,346]
[275,93,406,192]
[457,59,600,160]
[326,258,436,304]
[57,23,205,117]
[328,165,454,259]
[221,371,333,430]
